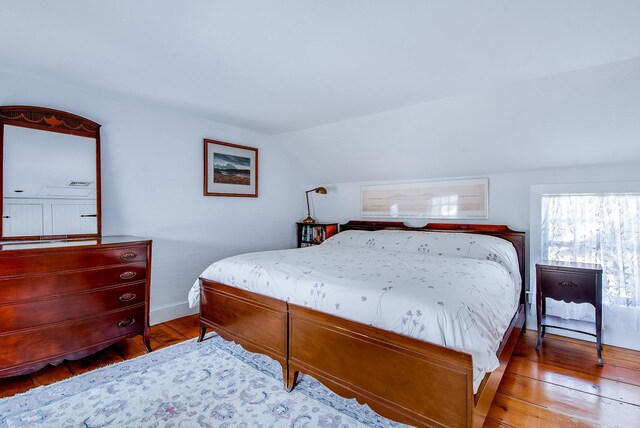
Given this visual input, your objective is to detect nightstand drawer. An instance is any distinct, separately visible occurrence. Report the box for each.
[539,269,597,305]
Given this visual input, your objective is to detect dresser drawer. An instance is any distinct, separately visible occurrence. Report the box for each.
[0,305,145,374]
[0,245,148,276]
[539,269,597,304]
[0,261,146,302]
[0,282,146,333]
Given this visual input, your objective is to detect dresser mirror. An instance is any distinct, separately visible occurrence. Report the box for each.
[0,106,101,240]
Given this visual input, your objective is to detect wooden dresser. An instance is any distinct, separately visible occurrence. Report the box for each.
[0,236,152,378]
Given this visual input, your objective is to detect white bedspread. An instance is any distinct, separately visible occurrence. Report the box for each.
[189,230,521,392]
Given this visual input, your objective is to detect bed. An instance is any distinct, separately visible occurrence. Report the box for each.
[189,221,526,427]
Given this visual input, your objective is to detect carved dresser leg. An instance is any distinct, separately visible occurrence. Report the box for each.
[143,331,152,352]
[197,326,207,342]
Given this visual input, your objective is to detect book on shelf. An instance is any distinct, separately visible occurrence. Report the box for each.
[298,223,338,247]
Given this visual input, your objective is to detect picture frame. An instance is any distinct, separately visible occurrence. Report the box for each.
[361,178,489,219]
[204,139,258,197]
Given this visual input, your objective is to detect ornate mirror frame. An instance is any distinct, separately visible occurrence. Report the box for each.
[0,106,102,241]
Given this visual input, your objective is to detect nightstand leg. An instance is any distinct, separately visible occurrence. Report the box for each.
[536,289,543,350]
[541,326,546,338]
[597,343,603,366]
[596,292,603,366]
[596,331,603,366]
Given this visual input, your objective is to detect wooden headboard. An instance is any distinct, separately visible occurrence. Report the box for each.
[340,220,527,307]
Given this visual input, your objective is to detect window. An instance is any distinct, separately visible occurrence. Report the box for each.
[542,194,640,308]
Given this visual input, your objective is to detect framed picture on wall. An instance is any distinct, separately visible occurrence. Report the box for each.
[204,139,258,197]
[361,178,489,219]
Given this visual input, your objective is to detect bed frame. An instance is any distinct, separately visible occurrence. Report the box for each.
[198,221,526,427]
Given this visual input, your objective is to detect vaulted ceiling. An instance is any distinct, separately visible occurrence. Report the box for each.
[2,1,639,134]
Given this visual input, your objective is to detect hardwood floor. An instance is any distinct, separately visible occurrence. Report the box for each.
[485,332,640,427]
[1,315,639,427]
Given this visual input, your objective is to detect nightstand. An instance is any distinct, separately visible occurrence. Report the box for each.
[536,260,603,365]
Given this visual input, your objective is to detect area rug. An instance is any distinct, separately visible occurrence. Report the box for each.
[0,334,407,427]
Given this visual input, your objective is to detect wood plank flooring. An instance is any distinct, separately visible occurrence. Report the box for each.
[1,315,639,427]
[485,332,640,427]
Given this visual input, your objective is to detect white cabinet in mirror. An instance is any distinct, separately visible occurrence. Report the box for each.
[3,125,97,238]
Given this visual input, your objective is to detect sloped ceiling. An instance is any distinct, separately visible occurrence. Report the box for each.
[276,58,640,183]
[1,1,639,134]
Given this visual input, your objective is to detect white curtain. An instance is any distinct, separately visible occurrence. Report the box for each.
[541,194,640,332]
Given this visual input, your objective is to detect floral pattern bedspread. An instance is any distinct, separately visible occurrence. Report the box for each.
[189,230,521,392]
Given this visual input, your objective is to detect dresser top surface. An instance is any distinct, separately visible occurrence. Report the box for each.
[537,259,602,272]
[0,235,150,251]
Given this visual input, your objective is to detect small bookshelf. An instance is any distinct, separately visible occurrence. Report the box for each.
[296,222,338,248]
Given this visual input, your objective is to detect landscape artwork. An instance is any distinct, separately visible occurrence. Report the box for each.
[204,139,258,197]
[361,178,488,219]
[213,153,251,185]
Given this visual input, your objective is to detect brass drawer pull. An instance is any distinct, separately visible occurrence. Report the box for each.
[120,271,137,280]
[118,318,136,327]
[119,293,137,302]
[558,281,578,288]
[120,252,137,261]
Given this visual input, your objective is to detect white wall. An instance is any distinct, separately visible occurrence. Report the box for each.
[0,69,305,324]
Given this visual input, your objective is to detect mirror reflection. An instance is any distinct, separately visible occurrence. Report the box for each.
[3,125,97,238]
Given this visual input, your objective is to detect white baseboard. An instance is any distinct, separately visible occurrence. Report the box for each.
[150,301,198,326]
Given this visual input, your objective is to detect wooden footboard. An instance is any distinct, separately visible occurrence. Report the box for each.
[288,304,474,427]
[288,304,525,427]
[198,279,290,385]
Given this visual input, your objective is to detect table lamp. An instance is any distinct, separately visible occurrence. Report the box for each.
[303,187,327,223]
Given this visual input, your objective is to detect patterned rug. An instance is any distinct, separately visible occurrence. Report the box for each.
[0,334,407,427]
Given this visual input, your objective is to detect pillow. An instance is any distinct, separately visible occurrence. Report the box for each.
[323,229,521,282]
